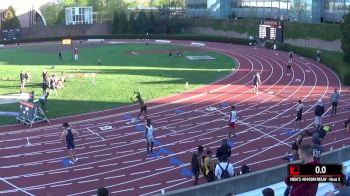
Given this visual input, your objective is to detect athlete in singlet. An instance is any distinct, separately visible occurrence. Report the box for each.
[131,92,148,120]
[252,72,261,94]
[60,122,79,164]
[228,105,237,138]
[145,118,155,155]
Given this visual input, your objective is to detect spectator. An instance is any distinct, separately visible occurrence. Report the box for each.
[316,49,321,63]
[42,69,48,83]
[325,175,350,196]
[314,100,325,129]
[98,57,102,65]
[285,144,319,196]
[191,145,204,186]
[312,134,323,162]
[59,51,63,61]
[169,52,173,58]
[262,188,275,196]
[215,155,235,180]
[331,88,340,117]
[239,164,252,175]
[97,187,109,196]
[25,71,30,82]
[202,150,215,182]
[291,133,304,161]
[344,119,350,133]
[216,139,231,162]
[39,93,49,112]
[19,71,25,92]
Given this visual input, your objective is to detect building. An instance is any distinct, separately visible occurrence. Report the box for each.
[0,5,46,29]
[186,0,350,23]
[65,7,93,25]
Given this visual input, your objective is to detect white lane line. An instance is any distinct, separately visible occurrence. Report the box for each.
[50,183,72,188]
[179,140,194,144]
[73,167,94,172]
[93,153,112,158]
[130,170,151,176]
[46,150,64,154]
[198,137,213,141]
[89,144,106,148]
[166,178,188,184]
[104,174,125,180]
[98,163,117,168]
[187,130,202,134]
[86,128,105,141]
[122,159,141,164]
[169,133,185,136]
[243,149,258,154]
[77,179,99,184]
[140,183,161,189]
[110,141,127,146]
[117,150,134,154]
[49,170,69,175]
[111,188,134,194]
[0,176,34,196]
[155,166,175,171]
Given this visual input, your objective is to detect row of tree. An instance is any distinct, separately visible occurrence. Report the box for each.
[1,6,21,29]
[112,10,186,34]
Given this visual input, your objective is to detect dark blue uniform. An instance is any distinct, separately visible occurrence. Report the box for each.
[66,128,75,150]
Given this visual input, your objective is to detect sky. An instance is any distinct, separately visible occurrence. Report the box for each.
[0,0,54,9]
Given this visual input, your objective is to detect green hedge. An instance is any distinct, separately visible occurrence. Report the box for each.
[0,34,251,46]
[266,42,350,85]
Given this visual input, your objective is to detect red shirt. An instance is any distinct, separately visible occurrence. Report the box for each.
[285,161,319,196]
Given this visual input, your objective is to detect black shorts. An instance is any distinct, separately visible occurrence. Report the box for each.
[332,102,338,108]
[141,105,147,112]
[292,142,298,151]
[287,65,291,70]
[296,112,302,121]
[66,141,75,150]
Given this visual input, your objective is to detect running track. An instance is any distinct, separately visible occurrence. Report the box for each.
[0,40,350,196]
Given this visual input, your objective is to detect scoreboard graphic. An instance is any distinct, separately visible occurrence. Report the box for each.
[288,164,343,183]
[259,21,283,43]
[1,28,20,41]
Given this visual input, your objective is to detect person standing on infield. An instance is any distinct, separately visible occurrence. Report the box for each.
[60,123,79,164]
[295,100,304,131]
[252,72,261,94]
[228,105,237,137]
[331,88,340,117]
[316,49,321,63]
[145,118,155,155]
[131,92,148,120]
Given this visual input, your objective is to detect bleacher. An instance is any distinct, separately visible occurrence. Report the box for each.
[237,160,350,196]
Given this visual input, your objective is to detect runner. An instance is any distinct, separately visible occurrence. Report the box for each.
[314,100,325,129]
[252,72,262,94]
[331,88,340,117]
[131,92,147,120]
[295,100,304,131]
[60,123,79,164]
[39,93,49,112]
[145,118,155,155]
[272,43,278,55]
[286,61,292,76]
[288,51,294,64]
[228,105,237,137]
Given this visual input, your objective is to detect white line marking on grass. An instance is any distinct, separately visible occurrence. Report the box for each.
[140,183,161,189]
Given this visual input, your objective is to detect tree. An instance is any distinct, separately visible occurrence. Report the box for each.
[40,2,64,25]
[135,11,149,34]
[1,6,21,29]
[128,11,136,33]
[341,13,350,62]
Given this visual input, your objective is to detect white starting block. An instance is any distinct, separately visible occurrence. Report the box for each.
[87,39,104,43]
[154,40,171,44]
[190,42,205,47]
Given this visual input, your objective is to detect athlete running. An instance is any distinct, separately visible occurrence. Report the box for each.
[228,105,237,138]
[252,72,261,94]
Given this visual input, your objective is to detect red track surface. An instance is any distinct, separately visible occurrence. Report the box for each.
[0,40,349,196]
